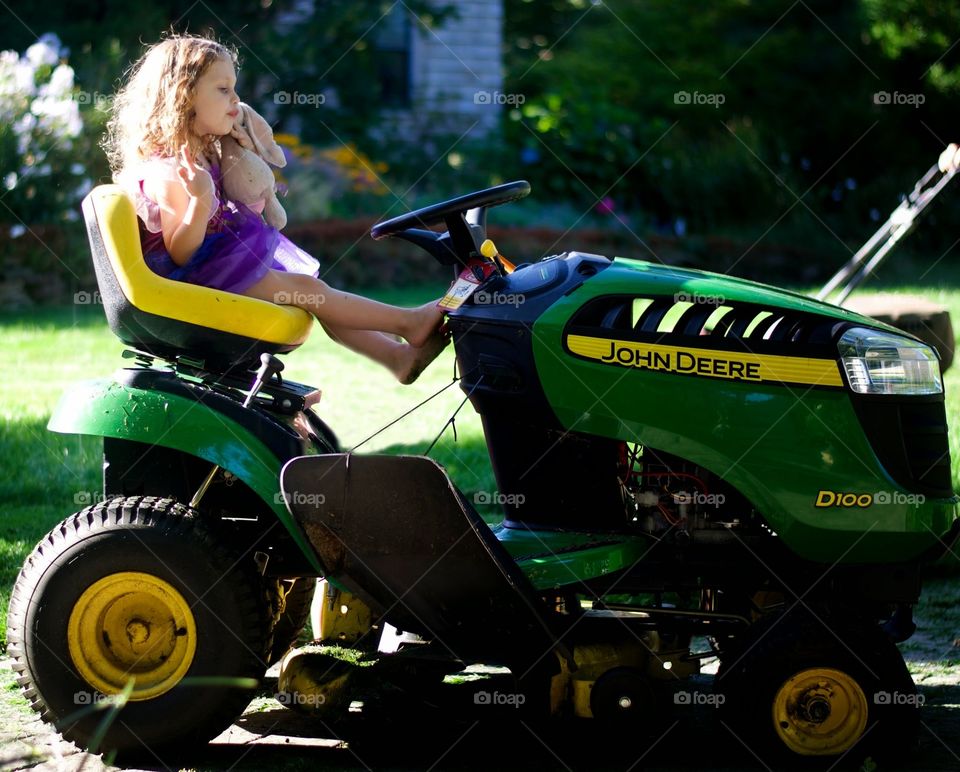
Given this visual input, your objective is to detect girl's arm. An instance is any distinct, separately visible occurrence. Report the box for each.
[148,146,216,267]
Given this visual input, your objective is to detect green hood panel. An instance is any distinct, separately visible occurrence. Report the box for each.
[47,376,323,573]
[529,260,957,564]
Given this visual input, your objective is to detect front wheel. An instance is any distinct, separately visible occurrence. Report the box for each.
[6,497,269,756]
[715,606,919,765]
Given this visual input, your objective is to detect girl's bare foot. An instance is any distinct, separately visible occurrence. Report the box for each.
[395,328,450,384]
[403,301,445,347]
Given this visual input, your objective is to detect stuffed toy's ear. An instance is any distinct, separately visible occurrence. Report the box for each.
[239,102,286,168]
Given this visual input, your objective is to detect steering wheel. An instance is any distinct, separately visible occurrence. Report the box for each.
[371,181,530,240]
[370,181,530,265]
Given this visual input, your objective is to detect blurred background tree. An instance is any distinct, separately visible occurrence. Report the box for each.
[0,1,449,220]
[504,0,960,250]
[4,0,960,290]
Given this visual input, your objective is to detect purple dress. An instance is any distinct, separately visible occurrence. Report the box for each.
[120,155,319,294]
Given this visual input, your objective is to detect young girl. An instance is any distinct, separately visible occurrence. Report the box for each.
[104,33,448,384]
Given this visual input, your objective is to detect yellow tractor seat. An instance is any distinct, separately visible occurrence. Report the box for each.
[82,185,313,369]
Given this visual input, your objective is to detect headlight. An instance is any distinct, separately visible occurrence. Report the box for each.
[838,327,942,395]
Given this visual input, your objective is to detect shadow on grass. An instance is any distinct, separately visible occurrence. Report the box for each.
[147,675,960,771]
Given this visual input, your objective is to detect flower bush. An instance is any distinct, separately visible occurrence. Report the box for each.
[0,33,104,232]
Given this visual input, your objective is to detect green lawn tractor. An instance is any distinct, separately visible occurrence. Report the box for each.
[7,180,958,766]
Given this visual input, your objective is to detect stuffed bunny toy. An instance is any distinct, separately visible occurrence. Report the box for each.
[219,102,288,229]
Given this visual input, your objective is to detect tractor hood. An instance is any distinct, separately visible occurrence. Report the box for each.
[448,251,956,565]
[452,252,908,334]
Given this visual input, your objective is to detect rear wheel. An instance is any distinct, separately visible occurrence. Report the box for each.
[6,497,268,756]
[715,606,919,765]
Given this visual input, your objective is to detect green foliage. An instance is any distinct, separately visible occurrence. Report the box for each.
[864,0,960,91]
[6,1,960,255]
[502,0,960,247]
[0,2,453,189]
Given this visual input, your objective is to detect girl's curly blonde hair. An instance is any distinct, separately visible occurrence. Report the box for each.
[103,33,239,180]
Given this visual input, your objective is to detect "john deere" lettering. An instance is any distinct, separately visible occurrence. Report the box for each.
[599,341,762,381]
[564,334,844,387]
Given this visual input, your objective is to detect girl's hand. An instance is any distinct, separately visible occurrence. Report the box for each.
[177,143,215,202]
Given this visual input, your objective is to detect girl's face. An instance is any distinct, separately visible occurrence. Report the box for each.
[190,57,240,137]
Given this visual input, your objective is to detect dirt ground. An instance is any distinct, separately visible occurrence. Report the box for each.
[1,576,958,772]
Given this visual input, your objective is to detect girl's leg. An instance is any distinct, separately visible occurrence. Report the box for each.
[320,322,450,384]
[244,271,442,347]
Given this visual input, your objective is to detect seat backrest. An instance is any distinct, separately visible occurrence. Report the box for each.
[82,184,313,369]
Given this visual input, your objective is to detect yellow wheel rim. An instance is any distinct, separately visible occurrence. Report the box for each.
[68,571,197,701]
[772,667,868,756]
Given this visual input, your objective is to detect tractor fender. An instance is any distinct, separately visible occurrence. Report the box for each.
[47,375,324,574]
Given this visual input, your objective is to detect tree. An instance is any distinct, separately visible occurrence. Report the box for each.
[502,0,960,244]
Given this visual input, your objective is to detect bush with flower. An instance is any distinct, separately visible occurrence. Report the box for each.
[0,33,113,306]
[0,33,105,233]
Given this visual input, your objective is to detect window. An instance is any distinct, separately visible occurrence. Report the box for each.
[375,7,412,108]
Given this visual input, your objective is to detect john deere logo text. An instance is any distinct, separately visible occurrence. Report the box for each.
[600,342,761,380]
[565,334,842,387]
[815,490,873,508]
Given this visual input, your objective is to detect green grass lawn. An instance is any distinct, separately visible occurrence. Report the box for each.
[3,280,960,649]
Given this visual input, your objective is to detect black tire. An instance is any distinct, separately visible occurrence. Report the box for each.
[264,577,316,664]
[6,496,269,756]
[715,605,919,767]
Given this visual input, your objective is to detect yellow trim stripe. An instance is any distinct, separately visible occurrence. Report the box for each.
[566,334,843,387]
[92,185,312,345]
